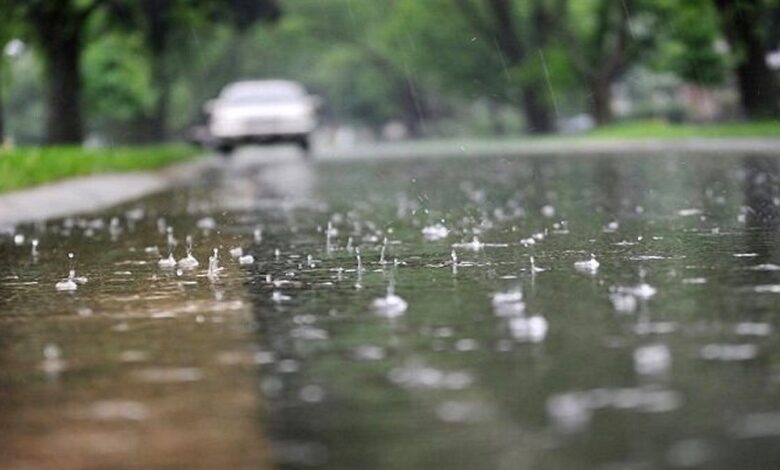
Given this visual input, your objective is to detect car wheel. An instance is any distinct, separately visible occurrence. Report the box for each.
[296,136,311,157]
[216,143,235,157]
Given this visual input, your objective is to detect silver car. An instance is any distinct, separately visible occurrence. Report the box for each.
[205,80,319,155]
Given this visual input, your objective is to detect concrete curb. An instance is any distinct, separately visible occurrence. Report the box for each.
[0,156,214,227]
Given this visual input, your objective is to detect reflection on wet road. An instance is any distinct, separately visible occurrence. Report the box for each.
[4,148,780,468]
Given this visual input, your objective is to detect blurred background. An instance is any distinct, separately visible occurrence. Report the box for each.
[1,0,779,147]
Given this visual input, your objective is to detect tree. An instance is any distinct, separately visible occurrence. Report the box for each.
[12,0,280,145]
[13,0,110,144]
[129,0,280,142]
[0,0,19,143]
[558,0,654,124]
[453,0,558,133]
[384,0,568,134]
[249,0,431,135]
[652,0,727,87]
[712,0,779,119]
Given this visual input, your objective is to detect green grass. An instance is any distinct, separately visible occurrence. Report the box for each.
[585,119,780,139]
[0,145,201,193]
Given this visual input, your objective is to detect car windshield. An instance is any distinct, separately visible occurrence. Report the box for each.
[221,83,304,104]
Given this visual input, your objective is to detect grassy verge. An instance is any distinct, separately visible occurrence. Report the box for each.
[0,145,201,193]
[584,119,780,139]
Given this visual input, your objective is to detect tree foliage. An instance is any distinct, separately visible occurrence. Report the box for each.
[1,0,777,144]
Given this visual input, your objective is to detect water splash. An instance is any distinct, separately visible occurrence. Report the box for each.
[177,235,199,270]
[356,247,364,273]
[491,290,525,316]
[158,254,176,269]
[379,238,387,265]
[508,315,548,342]
[530,256,546,273]
[633,344,671,375]
[372,280,408,318]
[422,223,449,241]
[238,254,255,265]
[451,249,458,274]
[453,236,484,252]
[197,216,217,231]
[55,252,86,291]
[159,227,177,269]
[41,343,66,376]
[574,253,600,273]
[326,222,336,253]
[207,248,223,280]
[271,290,291,303]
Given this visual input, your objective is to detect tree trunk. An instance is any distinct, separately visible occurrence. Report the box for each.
[139,0,172,142]
[734,43,779,119]
[0,63,5,144]
[145,52,169,142]
[591,78,613,125]
[714,0,779,119]
[399,77,426,138]
[42,30,84,144]
[521,86,554,133]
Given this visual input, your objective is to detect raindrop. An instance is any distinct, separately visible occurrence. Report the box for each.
[177,235,199,270]
[197,216,217,231]
[633,344,671,375]
[41,343,66,375]
[700,343,757,361]
[541,205,556,218]
[422,223,449,241]
[529,256,546,273]
[372,281,408,318]
[300,384,325,403]
[379,238,387,265]
[55,252,85,291]
[610,292,638,313]
[574,253,600,273]
[356,247,363,273]
[508,315,548,342]
[208,248,223,280]
[158,254,176,269]
[453,236,484,252]
[272,291,291,303]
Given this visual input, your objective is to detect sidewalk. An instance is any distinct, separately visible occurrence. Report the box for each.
[0,157,214,227]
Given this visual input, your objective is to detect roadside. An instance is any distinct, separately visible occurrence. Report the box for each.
[316,137,780,162]
[1,120,778,227]
[3,120,779,194]
[0,145,201,193]
[584,119,780,139]
[0,156,215,227]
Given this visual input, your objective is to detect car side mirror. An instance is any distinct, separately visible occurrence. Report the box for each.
[203,99,217,115]
[309,95,323,109]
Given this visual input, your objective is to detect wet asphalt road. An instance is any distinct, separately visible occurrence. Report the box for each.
[3,145,780,469]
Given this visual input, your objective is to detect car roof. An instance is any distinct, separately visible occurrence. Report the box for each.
[220,80,305,98]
